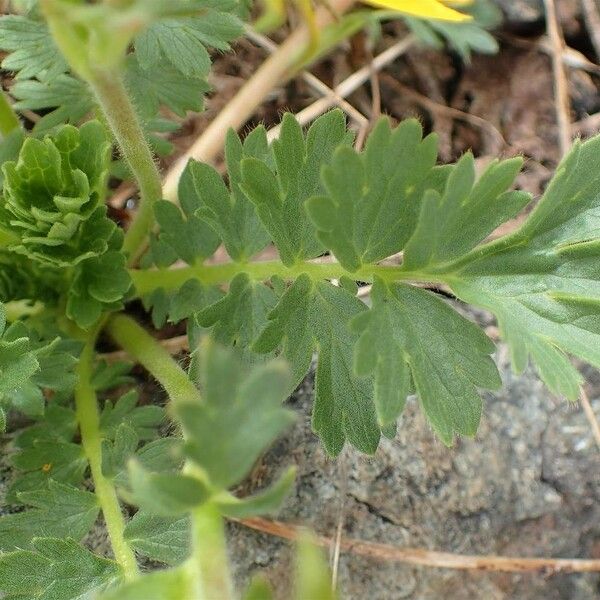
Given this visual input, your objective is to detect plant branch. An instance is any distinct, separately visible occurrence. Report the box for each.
[129,260,434,298]
[235,516,600,573]
[86,70,162,264]
[106,314,233,598]
[75,325,140,580]
[106,314,200,406]
[43,5,161,265]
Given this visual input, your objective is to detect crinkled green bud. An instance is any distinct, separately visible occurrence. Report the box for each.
[0,121,112,267]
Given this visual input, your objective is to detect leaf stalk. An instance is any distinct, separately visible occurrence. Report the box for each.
[75,325,140,580]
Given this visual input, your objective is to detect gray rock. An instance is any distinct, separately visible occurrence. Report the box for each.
[228,333,600,599]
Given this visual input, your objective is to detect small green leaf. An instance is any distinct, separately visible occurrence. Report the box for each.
[0,481,99,551]
[353,279,500,444]
[195,273,278,364]
[124,512,190,566]
[240,111,351,265]
[128,461,210,516]
[134,11,242,78]
[176,339,295,490]
[255,275,380,456]
[217,466,296,518]
[306,118,438,271]
[100,389,165,441]
[190,127,272,261]
[0,538,120,599]
[0,15,67,80]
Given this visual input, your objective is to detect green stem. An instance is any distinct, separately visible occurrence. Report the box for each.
[43,6,162,265]
[129,260,442,297]
[106,313,201,405]
[191,502,234,600]
[86,70,162,264]
[0,90,20,136]
[106,314,233,599]
[75,326,140,580]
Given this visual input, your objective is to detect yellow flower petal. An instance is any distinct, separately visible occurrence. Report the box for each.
[362,0,472,21]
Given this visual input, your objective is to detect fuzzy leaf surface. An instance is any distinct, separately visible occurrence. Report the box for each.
[177,339,295,489]
[255,275,379,456]
[0,538,120,599]
[0,481,98,552]
[124,512,190,566]
[306,118,438,271]
[190,126,272,261]
[353,279,500,443]
[240,110,351,265]
[0,15,67,80]
[427,136,600,400]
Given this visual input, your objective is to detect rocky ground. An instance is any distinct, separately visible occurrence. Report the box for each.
[228,326,600,599]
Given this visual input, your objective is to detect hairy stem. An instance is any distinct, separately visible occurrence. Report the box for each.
[106,313,201,405]
[85,70,162,264]
[129,260,440,297]
[191,502,234,600]
[75,327,140,579]
[106,314,233,598]
[42,7,161,264]
[0,90,21,136]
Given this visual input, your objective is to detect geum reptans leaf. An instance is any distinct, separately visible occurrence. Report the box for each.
[0,480,99,551]
[0,538,120,599]
[240,110,352,266]
[195,273,278,365]
[190,126,272,261]
[0,15,67,80]
[0,121,114,267]
[306,118,438,272]
[402,134,600,401]
[352,278,501,444]
[254,275,380,456]
[177,338,295,490]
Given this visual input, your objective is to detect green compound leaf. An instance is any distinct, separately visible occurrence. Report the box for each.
[125,55,209,121]
[195,273,278,363]
[0,15,67,81]
[11,74,95,134]
[124,512,190,566]
[306,118,438,272]
[0,538,120,599]
[434,135,600,401]
[190,126,272,261]
[240,110,352,266]
[134,8,242,79]
[0,481,99,552]
[177,339,295,490]
[403,152,530,271]
[254,275,379,456]
[0,304,40,400]
[352,279,501,443]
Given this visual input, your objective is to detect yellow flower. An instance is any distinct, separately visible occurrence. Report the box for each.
[361,0,472,21]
